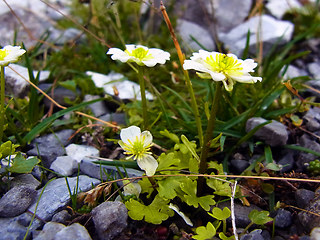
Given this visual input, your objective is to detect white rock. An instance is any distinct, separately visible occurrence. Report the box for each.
[220,15,294,56]
[311,227,320,240]
[177,19,215,51]
[208,0,252,32]
[50,156,78,176]
[65,144,99,163]
[281,65,308,79]
[87,71,154,100]
[5,64,50,97]
[266,0,302,19]
[308,62,320,80]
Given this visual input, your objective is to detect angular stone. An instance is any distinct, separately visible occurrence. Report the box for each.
[308,62,320,80]
[240,229,264,240]
[246,117,289,146]
[0,186,36,218]
[33,222,66,240]
[27,176,100,229]
[84,95,110,117]
[5,64,50,98]
[11,174,41,190]
[53,223,92,240]
[91,201,128,240]
[176,19,215,51]
[296,134,320,169]
[99,112,126,126]
[80,158,143,181]
[295,189,315,209]
[303,107,320,132]
[51,210,71,224]
[50,156,78,176]
[298,199,320,233]
[281,65,308,80]
[220,15,294,56]
[65,144,100,163]
[209,0,252,32]
[87,71,154,100]
[266,0,302,19]
[0,217,31,240]
[274,209,292,228]
[27,129,75,168]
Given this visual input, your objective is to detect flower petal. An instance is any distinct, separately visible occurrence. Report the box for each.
[120,126,141,144]
[222,78,235,91]
[169,203,193,226]
[141,131,153,146]
[137,155,158,176]
[230,74,262,83]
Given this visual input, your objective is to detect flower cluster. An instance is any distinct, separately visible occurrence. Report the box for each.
[0,45,26,67]
[118,126,158,176]
[107,44,170,67]
[183,50,262,91]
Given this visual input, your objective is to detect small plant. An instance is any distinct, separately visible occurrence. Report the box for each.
[307,159,320,175]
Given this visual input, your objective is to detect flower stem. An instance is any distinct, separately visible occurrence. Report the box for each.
[197,82,222,193]
[0,66,5,142]
[138,67,148,129]
[160,2,203,146]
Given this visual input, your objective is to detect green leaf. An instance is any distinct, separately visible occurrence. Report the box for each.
[125,195,174,224]
[159,129,180,144]
[248,209,273,225]
[158,176,185,199]
[0,141,18,159]
[9,153,40,173]
[209,133,223,148]
[219,232,235,240]
[192,222,216,240]
[59,80,77,93]
[206,178,232,197]
[138,178,154,197]
[181,135,200,162]
[208,207,231,221]
[180,178,215,211]
[157,152,180,171]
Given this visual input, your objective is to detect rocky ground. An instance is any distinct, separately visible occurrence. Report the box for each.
[0,0,320,239]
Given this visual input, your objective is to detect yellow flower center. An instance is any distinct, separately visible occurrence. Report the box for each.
[0,49,8,61]
[123,135,152,160]
[204,53,243,76]
[125,47,154,61]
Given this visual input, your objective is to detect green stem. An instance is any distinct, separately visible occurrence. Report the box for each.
[138,67,148,129]
[184,71,204,147]
[197,82,222,195]
[0,66,5,142]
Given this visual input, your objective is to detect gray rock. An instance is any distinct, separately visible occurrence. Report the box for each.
[99,112,126,126]
[281,65,308,80]
[177,19,215,51]
[5,64,50,98]
[274,209,292,228]
[50,156,78,176]
[303,107,320,132]
[27,129,75,168]
[65,144,100,163]
[230,159,249,174]
[53,223,92,240]
[308,62,320,80]
[209,0,252,32]
[34,222,66,240]
[11,174,41,190]
[91,201,128,240]
[43,87,79,108]
[240,229,264,240]
[51,210,71,224]
[84,95,110,117]
[220,15,294,56]
[296,134,320,169]
[266,0,302,19]
[87,71,154,101]
[26,176,100,231]
[278,151,295,173]
[295,189,315,209]
[80,158,143,181]
[218,201,263,227]
[0,217,31,240]
[298,198,320,233]
[0,186,36,217]
[311,227,320,240]
[300,236,311,240]
[246,117,289,146]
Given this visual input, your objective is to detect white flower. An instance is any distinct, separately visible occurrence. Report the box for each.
[122,180,141,197]
[0,45,26,66]
[183,50,262,91]
[118,126,158,176]
[169,203,193,226]
[107,44,170,67]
